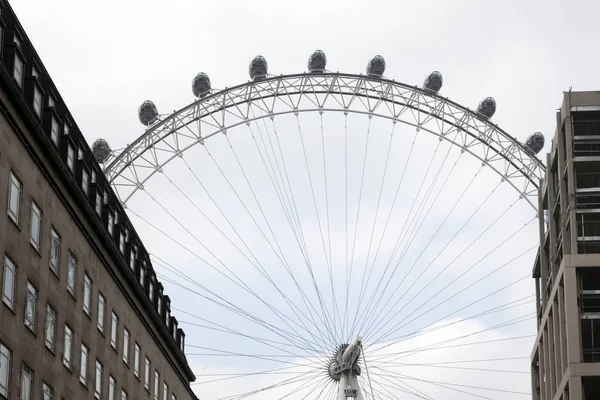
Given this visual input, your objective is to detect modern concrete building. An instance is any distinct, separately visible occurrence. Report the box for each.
[0,1,197,400]
[532,91,600,400]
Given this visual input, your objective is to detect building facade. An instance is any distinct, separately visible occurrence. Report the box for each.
[0,1,197,400]
[532,91,600,400]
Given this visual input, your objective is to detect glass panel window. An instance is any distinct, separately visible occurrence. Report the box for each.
[13,55,24,88]
[111,311,118,349]
[14,35,21,49]
[67,145,75,172]
[119,232,126,254]
[24,281,38,332]
[123,328,130,364]
[67,252,77,296]
[172,395,177,400]
[144,358,150,390]
[64,123,70,136]
[134,343,140,377]
[42,382,52,400]
[0,343,11,397]
[31,66,39,79]
[82,169,89,195]
[121,390,128,400]
[149,280,154,303]
[8,171,22,225]
[78,147,84,160]
[20,364,33,400]
[94,360,102,399]
[44,304,57,351]
[130,247,136,271]
[49,228,60,275]
[98,293,106,332]
[80,343,89,385]
[48,96,55,108]
[2,256,17,309]
[83,274,92,315]
[163,382,168,400]
[139,262,145,287]
[33,87,42,118]
[108,212,114,235]
[92,170,97,184]
[108,376,116,400]
[29,202,42,251]
[103,191,108,205]
[154,371,160,400]
[63,325,73,368]
[157,295,162,315]
[50,117,59,147]
[95,190,102,216]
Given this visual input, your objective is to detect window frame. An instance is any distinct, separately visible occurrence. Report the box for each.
[123,327,130,365]
[42,381,53,400]
[154,370,160,400]
[67,145,75,172]
[33,85,42,119]
[67,251,77,297]
[49,227,61,276]
[7,171,22,225]
[163,382,169,400]
[2,255,17,310]
[50,116,59,147]
[144,358,151,391]
[13,54,24,88]
[63,325,73,368]
[20,363,33,400]
[98,293,106,333]
[80,343,89,386]
[83,273,92,316]
[0,342,11,397]
[82,168,89,196]
[24,281,38,333]
[108,375,116,400]
[94,359,103,399]
[95,189,103,217]
[110,311,119,350]
[44,303,57,352]
[29,201,42,252]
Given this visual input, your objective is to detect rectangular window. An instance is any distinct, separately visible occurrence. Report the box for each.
[163,382,168,400]
[95,190,102,217]
[14,35,22,49]
[149,279,154,302]
[92,170,97,184]
[129,247,136,271]
[108,376,116,400]
[82,169,89,196]
[49,228,60,275]
[154,371,160,400]
[172,395,177,400]
[42,382,52,400]
[108,212,114,236]
[78,147,84,160]
[134,343,140,378]
[94,360,102,399]
[157,295,162,315]
[14,55,24,88]
[20,364,33,400]
[50,117,59,147]
[121,390,127,400]
[67,145,75,172]
[48,96,55,108]
[144,358,150,390]
[67,252,77,296]
[31,66,39,79]
[111,311,118,350]
[2,255,17,309]
[64,123,70,136]
[119,232,126,254]
[123,328,130,365]
[33,87,42,118]
[8,171,22,225]
[98,293,106,332]
[24,281,38,332]
[80,343,89,385]
[44,304,57,351]
[29,202,42,251]
[0,343,10,397]
[63,325,73,368]
[139,262,145,286]
[83,274,92,316]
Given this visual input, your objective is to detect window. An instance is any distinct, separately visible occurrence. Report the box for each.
[0,343,11,397]
[108,376,116,400]
[94,360,103,399]
[103,191,108,205]
[63,325,73,368]
[48,96,55,108]
[14,35,22,49]
[123,328,130,364]
[165,308,170,327]
[121,390,128,400]
[8,171,22,225]
[92,170,97,184]
[111,311,118,349]
[42,382,52,400]
[67,252,77,296]
[13,55,24,88]
[98,294,106,333]
[129,247,136,271]
[95,190,102,216]
[49,228,60,275]
[33,87,42,118]
[78,147,84,160]
[163,382,168,400]
[44,304,57,351]
[50,117,59,147]
[63,123,70,136]
[119,231,126,254]
[108,212,114,235]
[24,281,38,332]
[134,343,140,378]
[144,358,150,390]
[20,364,33,400]
[67,145,75,172]
[31,66,39,79]
[171,394,177,400]
[139,262,146,286]
[83,274,92,316]
[154,371,160,400]
[2,255,17,309]
[82,169,89,195]
[149,279,154,302]
[157,295,162,316]
[29,202,42,251]
[80,343,89,385]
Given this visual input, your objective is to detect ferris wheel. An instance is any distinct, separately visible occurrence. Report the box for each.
[96,51,546,399]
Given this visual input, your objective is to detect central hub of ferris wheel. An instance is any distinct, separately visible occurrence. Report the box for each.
[328,336,363,399]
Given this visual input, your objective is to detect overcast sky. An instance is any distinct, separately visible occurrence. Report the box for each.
[13,0,600,399]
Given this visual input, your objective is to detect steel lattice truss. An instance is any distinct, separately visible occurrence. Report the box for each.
[103,72,545,209]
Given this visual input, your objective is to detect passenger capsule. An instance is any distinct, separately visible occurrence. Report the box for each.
[367,55,386,77]
[308,50,327,73]
[138,100,159,126]
[423,71,443,93]
[92,138,112,164]
[525,132,545,154]
[192,73,211,98]
[477,97,496,119]
[249,56,268,80]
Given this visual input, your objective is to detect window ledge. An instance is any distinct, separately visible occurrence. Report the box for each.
[2,300,16,315]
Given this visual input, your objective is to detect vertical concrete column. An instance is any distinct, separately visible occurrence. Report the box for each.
[563,267,581,364]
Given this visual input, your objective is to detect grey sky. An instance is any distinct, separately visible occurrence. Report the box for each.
[13,0,600,398]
